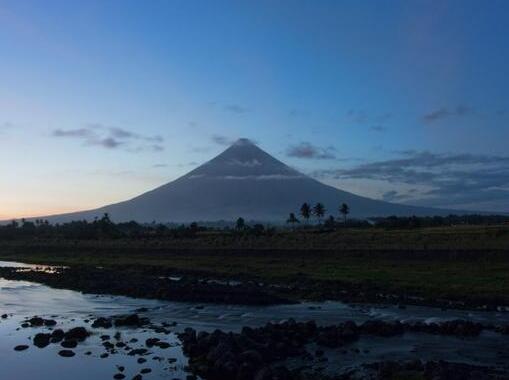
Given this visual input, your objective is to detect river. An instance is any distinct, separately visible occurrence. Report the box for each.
[1,261,508,379]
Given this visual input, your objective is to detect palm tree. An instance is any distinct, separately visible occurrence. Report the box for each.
[235,217,246,230]
[339,203,350,225]
[324,215,336,229]
[286,213,300,230]
[300,203,311,224]
[313,203,325,224]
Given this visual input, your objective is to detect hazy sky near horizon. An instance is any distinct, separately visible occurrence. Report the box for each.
[1,0,508,218]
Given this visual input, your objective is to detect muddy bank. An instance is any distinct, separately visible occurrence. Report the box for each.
[1,263,508,311]
[0,266,290,306]
[272,276,509,312]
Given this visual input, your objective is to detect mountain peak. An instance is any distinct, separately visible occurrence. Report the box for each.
[232,138,255,146]
[187,138,301,178]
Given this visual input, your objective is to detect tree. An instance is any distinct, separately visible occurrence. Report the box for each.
[300,203,311,224]
[313,203,325,224]
[339,203,350,225]
[235,217,246,230]
[286,213,300,230]
[324,215,335,229]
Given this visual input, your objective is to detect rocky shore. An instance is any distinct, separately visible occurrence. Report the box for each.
[178,318,509,379]
[5,309,509,380]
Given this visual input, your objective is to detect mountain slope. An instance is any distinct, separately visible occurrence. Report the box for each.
[41,139,461,223]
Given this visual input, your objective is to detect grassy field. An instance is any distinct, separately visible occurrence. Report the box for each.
[0,225,508,305]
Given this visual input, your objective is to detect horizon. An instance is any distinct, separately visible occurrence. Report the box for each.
[5,137,507,223]
[1,0,509,218]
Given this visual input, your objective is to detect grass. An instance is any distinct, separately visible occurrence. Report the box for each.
[0,225,508,304]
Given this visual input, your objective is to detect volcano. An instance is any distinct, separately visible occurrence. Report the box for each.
[42,139,455,223]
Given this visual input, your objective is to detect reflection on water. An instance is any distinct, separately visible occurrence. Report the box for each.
[1,260,509,379]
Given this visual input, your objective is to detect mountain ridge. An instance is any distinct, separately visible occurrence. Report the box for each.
[23,139,473,223]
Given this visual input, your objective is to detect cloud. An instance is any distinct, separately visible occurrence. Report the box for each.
[228,159,262,167]
[224,104,249,114]
[0,121,16,134]
[313,151,509,210]
[52,128,93,138]
[289,108,310,118]
[346,109,368,124]
[370,125,387,132]
[211,134,234,146]
[51,123,164,152]
[188,174,305,180]
[376,113,392,123]
[286,142,336,160]
[99,137,123,148]
[422,105,473,123]
[345,110,392,125]
[381,190,400,202]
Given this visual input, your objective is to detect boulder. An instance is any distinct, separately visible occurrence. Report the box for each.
[33,333,51,348]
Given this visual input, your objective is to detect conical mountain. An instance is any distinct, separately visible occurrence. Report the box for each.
[42,139,454,223]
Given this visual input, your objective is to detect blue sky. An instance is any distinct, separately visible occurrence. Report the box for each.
[1,0,508,218]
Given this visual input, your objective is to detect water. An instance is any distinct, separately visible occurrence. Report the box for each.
[1,261,508,379]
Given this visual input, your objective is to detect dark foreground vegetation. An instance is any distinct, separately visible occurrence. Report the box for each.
[0,217,508,309]
[1,212,508,240]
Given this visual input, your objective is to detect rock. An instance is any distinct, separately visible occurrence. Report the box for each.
[64,327,89,341]
[239,350,264,366]
[33,333,51,348]
[361,320,404,337]
[131,376,142,380]
[61,340,78,348]
[50,329,65,343]
[113,374,125,379]
[14,345,29,351]
[145,337,160,347]
[128,348,148,356]
[114,314,148,327]
[156,341,170,349]
[92,317,113,329]
[140,368,151,374]
[137,358,147,364]
[58,350,75,357]
[27,316,45,326]
[44,319,57,327]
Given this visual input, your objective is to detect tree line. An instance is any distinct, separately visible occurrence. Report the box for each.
[285,202,350,229]
[0,210,507,240]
